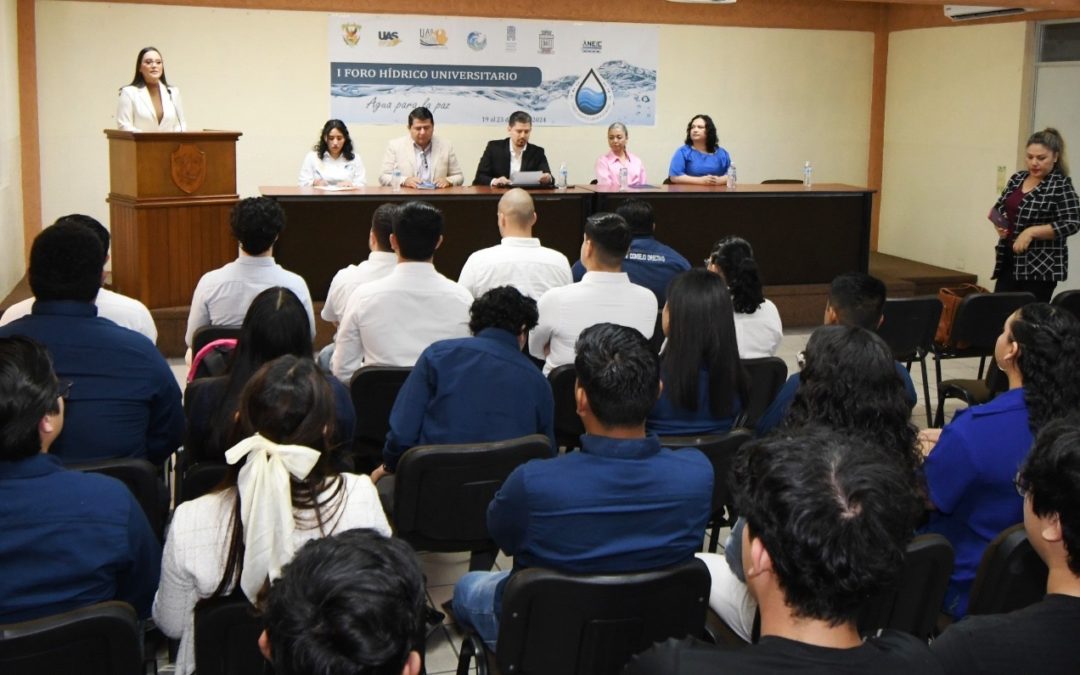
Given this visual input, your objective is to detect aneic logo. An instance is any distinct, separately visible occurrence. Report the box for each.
[581,40,602,53]
[378,30,400,46]
[420,28,449,47]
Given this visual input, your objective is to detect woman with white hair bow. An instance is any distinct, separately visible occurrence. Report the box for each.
[153,355,390,675]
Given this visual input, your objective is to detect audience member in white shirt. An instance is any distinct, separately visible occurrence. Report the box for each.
[707,236,783,359]
[530,212,657,374]
[457,188,572,300]
[331,201,473,381]
[0,214,157,343]
[185,197,315,348]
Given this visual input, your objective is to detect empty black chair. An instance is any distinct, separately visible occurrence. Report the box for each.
[0,601,141,675]
[661,430,753,552]
[194,595,266,675]
[736,357,787,429]
[932,292,1034,427]
[191,325,243,359]
[857,534,954,640]
[68,458,169,541]
[456,558,711,675]
[349,365,412,474]
[548,364,584,451]
[878,296,943,427]
[1051,288,1080,322]
[967,523,1048,616]
[393,434,552,571]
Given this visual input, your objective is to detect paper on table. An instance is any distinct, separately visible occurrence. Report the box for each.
[314,184,358,192]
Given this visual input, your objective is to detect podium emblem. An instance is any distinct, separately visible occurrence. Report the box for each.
[171,144,206,194]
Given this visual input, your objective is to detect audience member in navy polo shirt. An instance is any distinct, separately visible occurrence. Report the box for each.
[756,272,916,436]
[0,336,161,623]
[452,323,712,650]
[0,222,184,464]
[571,198,690,306]
[371,286,556,505]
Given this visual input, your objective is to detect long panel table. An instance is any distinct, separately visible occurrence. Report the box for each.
[260,183,873,300]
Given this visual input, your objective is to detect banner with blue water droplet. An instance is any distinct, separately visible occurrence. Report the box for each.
[328,14,657,126]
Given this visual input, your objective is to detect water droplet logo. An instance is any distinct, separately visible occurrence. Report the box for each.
[569,69,613,121]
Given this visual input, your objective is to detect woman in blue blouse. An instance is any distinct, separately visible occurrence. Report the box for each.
[668,114,731,186]
[647,269,747,436]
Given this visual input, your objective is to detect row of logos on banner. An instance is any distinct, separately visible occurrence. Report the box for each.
[341,23,606,56]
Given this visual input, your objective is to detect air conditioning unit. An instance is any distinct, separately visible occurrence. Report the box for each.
[944,5,1032,21]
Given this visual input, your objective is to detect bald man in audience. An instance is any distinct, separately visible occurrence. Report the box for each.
[457,188,572,300]
[931,417,1080,675]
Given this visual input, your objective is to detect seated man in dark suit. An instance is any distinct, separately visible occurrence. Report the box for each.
[0,222,184,464]
[626,426,941,675]
[451,323,712,650]
[0,336,161,623]
[260,529,427,675]
[756,271,916,435]
[473,110,553,187]
[931,417,1080,675]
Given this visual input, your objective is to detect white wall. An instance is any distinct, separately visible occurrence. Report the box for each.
[878,22,1030,286]
[34,1,873,232]
[1,0,25,299]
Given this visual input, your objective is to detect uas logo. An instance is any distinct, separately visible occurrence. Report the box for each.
[467,32,487,51]
[378,30,400,46]
[341,23,360,47]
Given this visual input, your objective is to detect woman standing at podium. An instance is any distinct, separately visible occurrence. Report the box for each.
[116,46,186,132]
[668,114,731,186]
[298,119,367,187]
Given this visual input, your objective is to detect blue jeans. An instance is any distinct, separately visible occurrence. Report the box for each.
[453,570,510,651]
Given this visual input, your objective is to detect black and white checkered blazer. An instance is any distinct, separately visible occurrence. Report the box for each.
[992,169,1080,281]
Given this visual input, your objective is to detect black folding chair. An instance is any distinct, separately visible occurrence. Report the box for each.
[349,365,412,474]
[194,595,266,675]
[68,458,169,542]
[878,296,943,427]
[857,533,954,640]
[457,558,711,675]
[736,357,787,429]
[1051,288,1080,322]
[0,601,141,675]
[547,364,584,451]
[967,523,1048,616]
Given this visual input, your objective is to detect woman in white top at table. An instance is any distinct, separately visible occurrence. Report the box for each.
[707,236,783,358]
[116,46,186,132]
[298,119,366,187]
[595,122,647,187]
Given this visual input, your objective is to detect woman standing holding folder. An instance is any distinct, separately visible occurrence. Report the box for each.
[990,128,1079,302]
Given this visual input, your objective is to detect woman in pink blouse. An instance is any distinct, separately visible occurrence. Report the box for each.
[595,122,647,186]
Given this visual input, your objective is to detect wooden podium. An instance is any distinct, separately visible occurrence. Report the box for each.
[105,129,241,309]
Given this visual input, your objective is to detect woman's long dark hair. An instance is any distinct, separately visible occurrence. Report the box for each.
[662,269,748,418]
[314,119,356,162]
[125,46,170,88]
[785,325,921,479]
[1010,302,1080,433]
[208,287,313,456]
[211,355,344,599]
[683,114,719,153]
[710,236,765,314]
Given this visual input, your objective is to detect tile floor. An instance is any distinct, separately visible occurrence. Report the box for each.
[163,327,988,672]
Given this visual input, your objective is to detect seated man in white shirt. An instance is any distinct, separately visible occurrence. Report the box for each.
[379,107,464,189]
[457,188,572,300]
[185,197,315,348]
[331,200,473,382]
[529,212,657,374]
[0,214,157,343]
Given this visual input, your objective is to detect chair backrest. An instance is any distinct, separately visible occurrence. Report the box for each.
[1051,289,1080,322]
[68,458,168,541]
[349,365,412,449]
[0,601,141,675]
[857,533,954,640]
[548,364,584,450]
[737,357,788,428]
[191,325,243,357]
[878,296,943,361]
[660,430,753,523]
[967,523,1048,616]
[194,596,266,675]
[393,434,553,553]
[187,338,237,382]
[496,558,711,675]
[950,292,1035,354]
[177,461,230,506]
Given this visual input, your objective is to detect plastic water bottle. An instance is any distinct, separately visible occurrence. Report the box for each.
[392,168,402,193]
[803,161,813,189]
[558,162,568,190]
[726,165,736,190]
[618,166,629,191]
